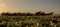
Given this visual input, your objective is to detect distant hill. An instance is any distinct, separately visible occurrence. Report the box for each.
[53,14,60,18]
[53,14,60,16]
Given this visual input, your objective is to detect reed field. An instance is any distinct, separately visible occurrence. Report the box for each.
[0,16,60,27]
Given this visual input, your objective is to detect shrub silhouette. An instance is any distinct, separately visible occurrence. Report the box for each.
[1,11,54,16]
[35,11,41,16]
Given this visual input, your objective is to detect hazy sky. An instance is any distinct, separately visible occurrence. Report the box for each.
[0,0,60,14]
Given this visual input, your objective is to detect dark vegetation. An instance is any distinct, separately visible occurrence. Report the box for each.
[1,11,54,16]
[1,11,60,27]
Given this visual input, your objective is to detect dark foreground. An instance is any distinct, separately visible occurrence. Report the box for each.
[0,16,60,27]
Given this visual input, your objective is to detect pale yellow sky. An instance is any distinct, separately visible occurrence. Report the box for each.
[0,0,60,14]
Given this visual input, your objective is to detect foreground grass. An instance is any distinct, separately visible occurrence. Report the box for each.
[0,16,60,27]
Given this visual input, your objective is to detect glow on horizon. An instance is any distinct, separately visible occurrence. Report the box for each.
[0,0,60,14]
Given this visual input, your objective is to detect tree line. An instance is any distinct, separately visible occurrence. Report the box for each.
[1,11,54,16]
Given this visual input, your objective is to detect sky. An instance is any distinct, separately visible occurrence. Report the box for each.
[0,0,60,14]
